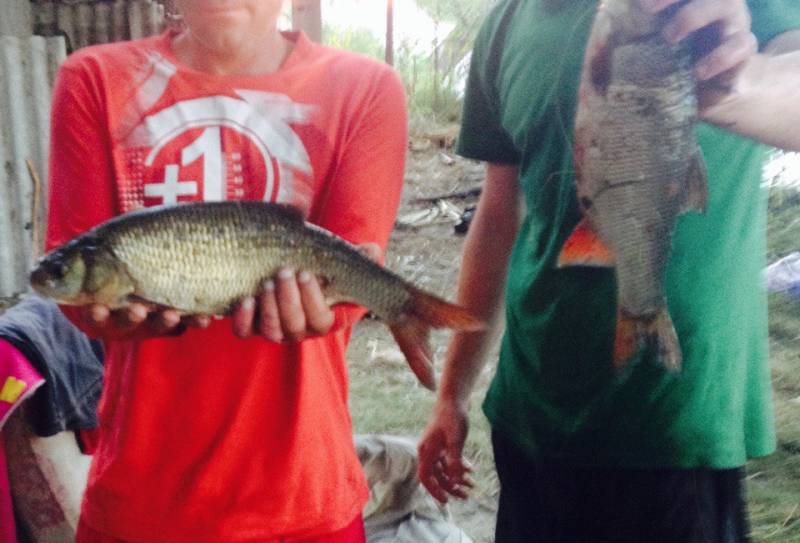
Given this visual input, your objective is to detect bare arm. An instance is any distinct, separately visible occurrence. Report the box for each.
[645,0,800,151]
[417,162,521,502]
[438,163,521,408]
[700,30,800,151]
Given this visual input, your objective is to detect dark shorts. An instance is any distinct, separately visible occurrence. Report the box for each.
[492,430,750,543]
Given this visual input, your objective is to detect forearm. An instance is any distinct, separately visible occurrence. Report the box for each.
[701,34,800,151]
[438,164,520,408]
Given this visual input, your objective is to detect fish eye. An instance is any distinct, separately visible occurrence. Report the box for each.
[43,259,67,279]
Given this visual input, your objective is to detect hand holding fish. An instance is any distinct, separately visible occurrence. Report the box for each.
[231,268,334,342]
[231,242,381,342]
[643,0,800,151]
[75,302,212,341]
[641,0,757,111]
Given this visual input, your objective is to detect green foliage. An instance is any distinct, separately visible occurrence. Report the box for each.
[323,23,384,60]
[768,187,800,261]
[394,45,464,123]
[322,0,494,122]
[403,0,492,121]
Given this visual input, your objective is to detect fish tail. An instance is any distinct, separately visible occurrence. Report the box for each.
[645,309,682,372]
[613,309,681,371]
[388,289,485,391]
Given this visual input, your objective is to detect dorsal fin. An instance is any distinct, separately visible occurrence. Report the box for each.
[680,151,708,214]
[257,201,306,223]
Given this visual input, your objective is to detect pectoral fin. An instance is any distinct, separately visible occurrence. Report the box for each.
[680,151,708,214]
[557,217,614,268]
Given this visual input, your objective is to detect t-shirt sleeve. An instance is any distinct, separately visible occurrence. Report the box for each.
[749,0,800,46]
[46,59,118,336]
[45,60,117,252]
[456,7,521,165]
[311,64,408,330]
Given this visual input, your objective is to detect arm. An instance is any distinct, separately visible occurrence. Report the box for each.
[644,0,800,151]
[417,162,520,503]
[700,31,800,151]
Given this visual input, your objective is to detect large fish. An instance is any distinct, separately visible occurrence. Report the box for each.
[558,0,707,370]
[30,201,484,390]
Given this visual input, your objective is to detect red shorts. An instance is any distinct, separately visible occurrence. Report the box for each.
[75,514,366,543]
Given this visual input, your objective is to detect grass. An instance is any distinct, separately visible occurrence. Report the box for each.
[748,185,800,542]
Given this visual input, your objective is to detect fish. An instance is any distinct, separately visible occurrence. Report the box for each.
[30,201,485,390]
[557,0,707,371]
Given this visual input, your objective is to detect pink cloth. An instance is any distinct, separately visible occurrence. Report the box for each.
[0,338,46,543]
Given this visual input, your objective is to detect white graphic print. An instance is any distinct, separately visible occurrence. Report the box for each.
[115,53,177,142]
[121,70,316,212]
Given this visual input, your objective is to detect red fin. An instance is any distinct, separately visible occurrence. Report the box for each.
[389,321,436,391]
[388,289,484,391]
[613,309,682,372]
[613,312,642,370]
[558,218,614,268]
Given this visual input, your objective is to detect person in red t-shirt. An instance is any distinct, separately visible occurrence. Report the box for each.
[45,1,408,541]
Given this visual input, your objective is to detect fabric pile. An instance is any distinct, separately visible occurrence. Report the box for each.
[356,434,473,543]
[0,295,104,543]
[766,252,800,298]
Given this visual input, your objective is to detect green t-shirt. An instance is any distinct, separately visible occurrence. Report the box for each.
[458,0,800,469]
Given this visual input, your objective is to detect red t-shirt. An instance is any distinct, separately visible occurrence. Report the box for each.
[46,31,407,542]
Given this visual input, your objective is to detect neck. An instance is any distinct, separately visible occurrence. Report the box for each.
[172,27,291,76]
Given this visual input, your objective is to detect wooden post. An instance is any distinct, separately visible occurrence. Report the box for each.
[292,0,322,43]
[385,0,394,66]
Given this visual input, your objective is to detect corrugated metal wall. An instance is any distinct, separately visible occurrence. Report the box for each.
[0,1,164,297]
[32,0,165,52]
[0,36,67,296]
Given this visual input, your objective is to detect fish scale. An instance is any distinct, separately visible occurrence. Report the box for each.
[105,203,411,316]
[560,0,707,370]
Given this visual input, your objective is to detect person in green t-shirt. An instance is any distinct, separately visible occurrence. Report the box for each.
[417,0,800,541]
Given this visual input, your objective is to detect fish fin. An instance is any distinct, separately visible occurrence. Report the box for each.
[389,320,436,391]
[613,312,643,370]
[644,309,682,372]
[613,309,682,372]
[389,289,484,391]
[261,202,305,223]
[680,152,708,214]
[590,40,614,96]
[557,217,614,268]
